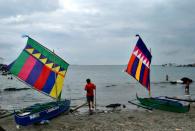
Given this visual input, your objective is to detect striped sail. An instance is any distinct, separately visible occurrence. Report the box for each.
[126,35,152,91]
[8,37,69,99]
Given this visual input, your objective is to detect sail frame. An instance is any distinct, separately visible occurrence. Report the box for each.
[8,36,69,100]
[126,35,152,94]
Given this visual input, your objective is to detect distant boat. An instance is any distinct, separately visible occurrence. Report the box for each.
[126,35,190,113]
[170,79,183,84]
[170,77,193,84]
[8,36,70,126]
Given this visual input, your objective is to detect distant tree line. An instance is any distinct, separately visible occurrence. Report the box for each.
[162,63,195,67]
[0,64,8,71]
[176,63,195,67]
[0,64,10,75]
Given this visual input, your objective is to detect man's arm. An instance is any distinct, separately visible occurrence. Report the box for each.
[85,85,87,91]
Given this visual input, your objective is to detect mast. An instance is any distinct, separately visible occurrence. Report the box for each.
[149,48,151,97]
[53,50,58,101]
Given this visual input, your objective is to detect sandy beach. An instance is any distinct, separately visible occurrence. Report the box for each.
[0,103,195,131]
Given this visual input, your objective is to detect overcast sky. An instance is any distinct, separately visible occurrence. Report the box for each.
[0,0,195,65]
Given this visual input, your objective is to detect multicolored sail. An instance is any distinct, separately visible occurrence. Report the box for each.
[8,36,69,99]
[126,35,152,92]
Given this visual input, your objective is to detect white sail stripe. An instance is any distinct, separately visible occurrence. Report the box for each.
[137,53,141,59]
[133,48,150,68]
[146,63,149,68]
[140,56,144,62]
[133,50,138,56]
[143,59,147,65]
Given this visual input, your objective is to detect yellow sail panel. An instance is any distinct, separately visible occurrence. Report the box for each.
[50,75,65,98]
[53,66,60,72]
[33,53,41,59]
[40,58,47,64]
[26,48,34,54]
[135,60,142,81]
[59,70,66,76]
[45,63,54,68]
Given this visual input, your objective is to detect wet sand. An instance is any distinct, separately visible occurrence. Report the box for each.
[1,104,195,131]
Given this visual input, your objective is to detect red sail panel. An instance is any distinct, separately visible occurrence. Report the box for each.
[142,67,149,88]
[126,54,136,75]
[18,55,37,81]
[33,66,51,91]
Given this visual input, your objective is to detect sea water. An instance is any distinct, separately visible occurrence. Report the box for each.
[0,65,195,111]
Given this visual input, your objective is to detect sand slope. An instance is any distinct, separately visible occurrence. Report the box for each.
[1,104,195,131]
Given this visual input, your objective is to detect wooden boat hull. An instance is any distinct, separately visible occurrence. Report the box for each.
[136,95,190,113]
[15,99,70,126]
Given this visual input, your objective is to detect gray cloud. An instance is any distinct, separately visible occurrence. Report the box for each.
[0,0,58,18]
[0,0,195,65]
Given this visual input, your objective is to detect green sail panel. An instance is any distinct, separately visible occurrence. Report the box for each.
[9,51,29,76]
[27,38,69,70]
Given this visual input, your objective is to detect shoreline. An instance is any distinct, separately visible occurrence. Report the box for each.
[1,104,195,131]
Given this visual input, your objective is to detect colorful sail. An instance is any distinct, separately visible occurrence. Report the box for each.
[126,35,152,92]
[8,36,69,99]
